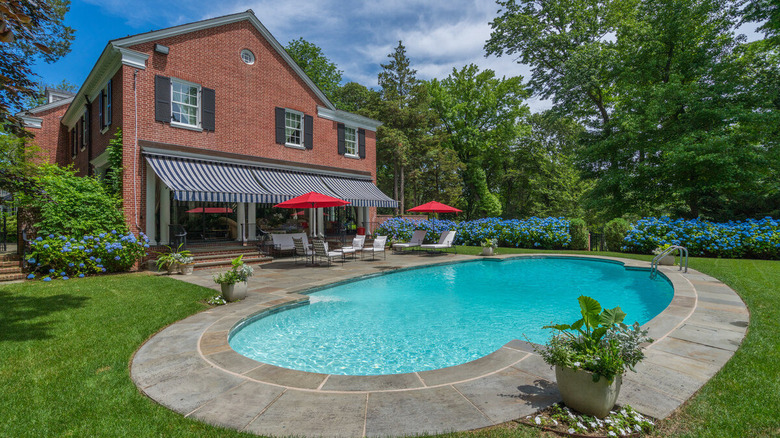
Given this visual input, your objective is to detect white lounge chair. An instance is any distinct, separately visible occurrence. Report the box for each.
[313,240,343,266]
[347,235,366,259]
[362,236,387,260]
[420,231,456,254]
[392,230,427,252]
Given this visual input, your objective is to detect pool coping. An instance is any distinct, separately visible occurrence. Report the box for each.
[130,254,749,437]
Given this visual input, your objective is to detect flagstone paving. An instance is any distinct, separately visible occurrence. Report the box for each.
[131,252,748,437]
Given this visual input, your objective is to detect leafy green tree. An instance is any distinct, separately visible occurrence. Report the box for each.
[744,0,780,44]
[331,81,381,115]
[428,64,529,218]
[1,0,75,135]
[103,129,123,198]
[285,37,343,100]
[488,0,779,220]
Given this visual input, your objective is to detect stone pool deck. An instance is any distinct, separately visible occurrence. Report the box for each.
[131,253,748,437]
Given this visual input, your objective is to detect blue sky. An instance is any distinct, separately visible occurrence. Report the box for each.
[34,0,551,110]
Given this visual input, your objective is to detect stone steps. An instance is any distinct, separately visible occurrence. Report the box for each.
[151,243,272,272]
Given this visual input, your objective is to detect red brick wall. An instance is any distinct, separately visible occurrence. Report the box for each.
[26,104,69,165]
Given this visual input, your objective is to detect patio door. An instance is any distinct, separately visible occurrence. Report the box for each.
[173,201,238,241]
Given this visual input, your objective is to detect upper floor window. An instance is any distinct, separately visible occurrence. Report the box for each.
[81,112,88,150]
[99,80,112,131]
[285,109,303,147]
[344,126,358,156]
[154,75,215,132]
[240,49,255,65]
[171,79,200,128]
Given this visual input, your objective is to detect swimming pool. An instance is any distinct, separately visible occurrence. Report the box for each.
[229,257,674,376]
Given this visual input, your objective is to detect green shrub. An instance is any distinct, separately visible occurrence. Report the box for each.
[21,164,127,236]
[1,212,17,242]
[605,218,631,252]
[568,218,589,250]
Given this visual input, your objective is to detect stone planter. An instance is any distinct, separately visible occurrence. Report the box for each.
[658,255,675,266]
[179,263,195,275]
[481,247,495,256]
[221,281,247,302]
[166,263,178,275]
[555,365,622,418]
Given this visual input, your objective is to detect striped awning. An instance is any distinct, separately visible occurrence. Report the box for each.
[252,168,339,200]
[321,176,398,208]
[145,154,275,203]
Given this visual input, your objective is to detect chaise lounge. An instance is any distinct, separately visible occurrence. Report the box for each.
[420,231,456,254]
[392,230,427,253]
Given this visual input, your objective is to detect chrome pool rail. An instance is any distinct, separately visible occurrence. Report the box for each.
[651,245,688,278]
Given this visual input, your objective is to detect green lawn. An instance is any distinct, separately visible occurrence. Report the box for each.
[1,250,778,437]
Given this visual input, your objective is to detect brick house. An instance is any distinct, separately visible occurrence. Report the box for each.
[18,10,395,245]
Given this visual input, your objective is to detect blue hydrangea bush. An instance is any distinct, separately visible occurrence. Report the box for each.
[622,217,780,259]
[375,217,572,249]
[25,231,150,280]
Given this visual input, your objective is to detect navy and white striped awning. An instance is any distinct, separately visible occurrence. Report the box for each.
[145,154,275,203]
[252,168,339,200]
[321,176,398,208]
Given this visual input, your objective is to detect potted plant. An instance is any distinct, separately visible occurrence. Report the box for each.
[177,255,195,275]
[213,255,254,302]
[481,238,498,256]
[155,244,192,274]
[537,295,652,418]
[652,244,675,265]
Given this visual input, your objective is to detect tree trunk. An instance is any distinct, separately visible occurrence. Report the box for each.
[393,159,399,215]
[399,163,405,214]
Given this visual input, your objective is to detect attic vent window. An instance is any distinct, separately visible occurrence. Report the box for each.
[240,49,255,65]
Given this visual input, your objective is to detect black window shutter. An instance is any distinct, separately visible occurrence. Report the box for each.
[275,107,285,144]
[106,80,112,126]
[201,87,215,131]
[358,128,366,159]
[304,114,313,149]
[155,75,171,123]
[337,123,345,155]
[98,91,104,130]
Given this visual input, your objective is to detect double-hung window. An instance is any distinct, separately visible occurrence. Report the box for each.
[99,80,112,131]
[285,109,303,147]
[344,126,358,156]
[81,112,88,150]
[171,79,200,128]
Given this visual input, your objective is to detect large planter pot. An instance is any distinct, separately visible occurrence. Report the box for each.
[221,281,247,302]
[555,365,622,418]
[166,263,178,275]
[179,263,195,275]
[658,255,675,266]
[481,247,495,256]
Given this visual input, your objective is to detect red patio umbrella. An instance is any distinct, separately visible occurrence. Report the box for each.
[407,201,462,214]
[274,192,350,238]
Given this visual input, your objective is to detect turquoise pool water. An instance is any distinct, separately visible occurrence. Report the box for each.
[229,257,674,376]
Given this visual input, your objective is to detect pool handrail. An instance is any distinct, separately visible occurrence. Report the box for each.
[650,245,688,278]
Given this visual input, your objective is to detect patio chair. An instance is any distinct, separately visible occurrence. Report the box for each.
[362,236,387,260]
[392,230,427,252]
[349,235,366,258]
[292,237,313,264]
[312,240,343,267]
[420,231,457,254]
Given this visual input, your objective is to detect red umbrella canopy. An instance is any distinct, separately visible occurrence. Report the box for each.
[185,207,234,214]
[274,192,350,209]
[407,201,462,214]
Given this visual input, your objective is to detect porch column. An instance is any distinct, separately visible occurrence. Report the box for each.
[159,184,170,245]
[356,206,364,234]
[236,202,246,242]
[317,208,324,237]
[247,203,256,241]
[362,207,370,234]
[145,163,157,245]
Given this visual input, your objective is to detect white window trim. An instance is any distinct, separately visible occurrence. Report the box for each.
[240,48,255,65]
[284,108,304,148]
[344,125,359,158]
[170,77,202,130]
[80,111,87,151]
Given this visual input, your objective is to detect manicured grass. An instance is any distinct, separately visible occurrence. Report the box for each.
[0,251,778,437]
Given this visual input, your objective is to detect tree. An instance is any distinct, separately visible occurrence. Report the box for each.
[285,37,343,100]
[330,82,380,114]
[22,78,78,109]
[487,0,779,220]
[744,0,780,44]
[1,0,75,135]
[428,64,529,218]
